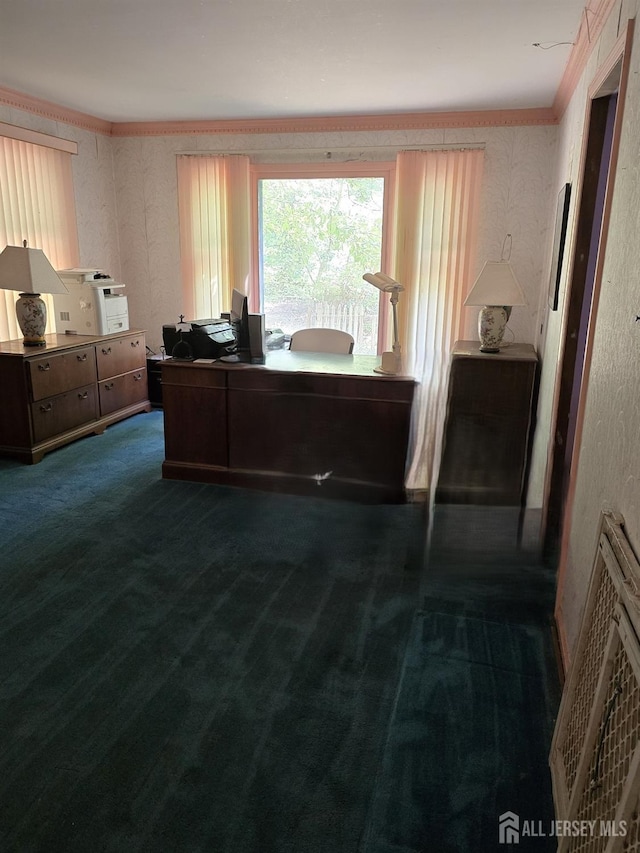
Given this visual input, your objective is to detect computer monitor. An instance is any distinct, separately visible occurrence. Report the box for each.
[230,288,249,350]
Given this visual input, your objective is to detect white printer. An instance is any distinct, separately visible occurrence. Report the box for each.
[54,269,129,335]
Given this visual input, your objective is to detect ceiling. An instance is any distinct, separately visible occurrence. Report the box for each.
[0,0,587,124]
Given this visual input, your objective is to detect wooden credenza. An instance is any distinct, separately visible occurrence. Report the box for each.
[161,351,416,503]
[0,330,151,463]
[436,341,539,505]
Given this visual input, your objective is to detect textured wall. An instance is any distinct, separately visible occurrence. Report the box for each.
[544,0,640,657]
[111,124,558,356]
[526,52,598,509]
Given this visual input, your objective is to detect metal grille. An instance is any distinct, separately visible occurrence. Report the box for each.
[561,562,617,796]
[552,513,640,852]
[566,639,640,852]
[623,808,640,851]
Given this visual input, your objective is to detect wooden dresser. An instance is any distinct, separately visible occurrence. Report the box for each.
[0,330,151,463]
[436,341,539,505]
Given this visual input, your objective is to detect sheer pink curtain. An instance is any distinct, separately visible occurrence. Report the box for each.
[0,136,79,341]
[392,149,484,499]
[177,155,252,319]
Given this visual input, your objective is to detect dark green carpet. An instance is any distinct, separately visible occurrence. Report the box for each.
[0,412,561,852]
[0,412,425,852]
[364,610,559,852]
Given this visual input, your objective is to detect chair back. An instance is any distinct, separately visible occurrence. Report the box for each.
[289,328,355,354]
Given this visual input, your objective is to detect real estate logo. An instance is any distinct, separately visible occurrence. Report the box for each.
[498,812,627,844]
[499,812,520,844]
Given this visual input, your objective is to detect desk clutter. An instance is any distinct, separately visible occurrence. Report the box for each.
[161,317,286,363]
[162,318,237,361]
[161,288,285,365]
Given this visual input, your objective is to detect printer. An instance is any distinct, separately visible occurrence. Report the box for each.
[53,269,129,335]
[162,318,237,360]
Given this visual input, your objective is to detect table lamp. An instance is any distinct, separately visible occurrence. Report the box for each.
[464,259,526,353]
[363,272,404,374]
[0,241,68,346]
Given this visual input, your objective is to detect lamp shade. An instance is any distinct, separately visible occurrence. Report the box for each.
[0,244,68,295]
[464,261,526,307]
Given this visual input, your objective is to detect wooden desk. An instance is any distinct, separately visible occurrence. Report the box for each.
[436,341,539,505]
[161,351,416,503]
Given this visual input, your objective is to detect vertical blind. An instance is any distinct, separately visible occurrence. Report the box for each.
[392,149,484,498]
[177,155,252,320]
[0,135,79,341]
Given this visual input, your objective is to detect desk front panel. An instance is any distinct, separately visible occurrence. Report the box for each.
[227,367,413,402]
[161,362,227,468]
[228,383,413,498]
[161,357,415,502]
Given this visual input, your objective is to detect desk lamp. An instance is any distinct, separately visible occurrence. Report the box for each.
[363,272,405,374]
[0,241,68,346]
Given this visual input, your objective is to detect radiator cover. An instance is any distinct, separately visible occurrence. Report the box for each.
[550,511,640,852]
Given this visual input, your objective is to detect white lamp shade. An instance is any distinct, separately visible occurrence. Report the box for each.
[464,261,526,307]
[0,244,68,294]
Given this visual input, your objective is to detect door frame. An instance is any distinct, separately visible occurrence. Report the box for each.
[543,22,634,666]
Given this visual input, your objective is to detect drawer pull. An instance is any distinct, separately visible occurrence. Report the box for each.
[78,391,89,400]
[104,382,114,391]
[134,373,142,381]
[39,402,53,413]
[130,340,140,348]
[37,362,51,372]
[76,353,88,362]
[102,347,111,355]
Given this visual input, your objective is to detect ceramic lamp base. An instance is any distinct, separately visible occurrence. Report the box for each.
[16,292,47,346]
[478,305,508,353]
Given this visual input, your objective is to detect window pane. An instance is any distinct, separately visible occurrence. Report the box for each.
[259,177,384,355]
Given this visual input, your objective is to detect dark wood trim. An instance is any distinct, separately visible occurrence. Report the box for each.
[543,96,611,562]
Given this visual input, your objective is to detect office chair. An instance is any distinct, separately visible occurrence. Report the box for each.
[289,328,355,354]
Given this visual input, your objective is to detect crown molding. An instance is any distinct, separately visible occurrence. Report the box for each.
[0,86,113,136]
[554,0,618,118]
[0,83,557,138]
[110,108,557,137]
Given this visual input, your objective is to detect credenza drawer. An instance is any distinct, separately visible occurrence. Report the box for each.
[99,368,148,416]
[30,384,98,443]
[28,347,97,401]
[96,334,146,380]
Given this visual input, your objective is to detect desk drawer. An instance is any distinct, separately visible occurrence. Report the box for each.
[28,347,97,401]
[96,334,146,380]
[228,368,415,402]
[31,384,98,443]
[99,368,147,415]
[160,361,226,389]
